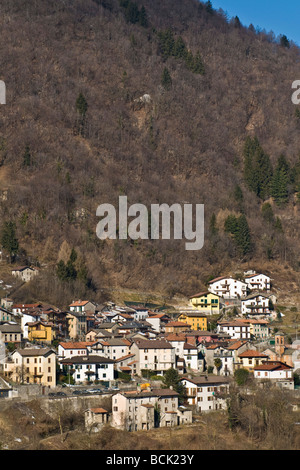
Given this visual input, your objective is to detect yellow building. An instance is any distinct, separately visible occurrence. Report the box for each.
[27,321,54,343]
[3,347,56,387]
[236,350,269,372]
[178,312,207,331]
[189,291,221,315]
[66,312,87,340]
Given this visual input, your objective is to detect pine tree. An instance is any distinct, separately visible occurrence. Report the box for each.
[161,67,172,90]
[209,213,218,235]
[224,215,238,234]
[173,36,187,59]
[261,202,275,224]
[233,184,244,204]
[139,5,148,27]
[243,136,272,200]
[125,1,140,24]
[235,214,252,256]
[1,221,19,262]
[23,145,31,167]
[76,92,88,136]
[205,1,213,14]
[234,16,241,28]
[157,29,175,60]
[56,260,68,281]
[280,35,290,48]
[191,51,205,74]
[224,214,252,256]
[271,155,289,205]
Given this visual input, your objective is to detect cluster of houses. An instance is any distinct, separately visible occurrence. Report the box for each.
[0,269,300,431]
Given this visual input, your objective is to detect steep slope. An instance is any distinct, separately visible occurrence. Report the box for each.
[0,0,300,306]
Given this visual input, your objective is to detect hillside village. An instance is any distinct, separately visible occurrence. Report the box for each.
[0,266,300,435]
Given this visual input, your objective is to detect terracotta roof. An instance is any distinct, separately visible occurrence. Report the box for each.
[184,343,197,350]
[69,300,90,307]
[166,321,189,327]
[227,341,248,350]
[254,361,292,371]
[59,341,96,349]
[165,334,186,342]
[218,320,250,327]
[114,353,135,363]
[13,303,41,309]
[89,408,108,414]
[238,349,269,358]
[208,276,227,283]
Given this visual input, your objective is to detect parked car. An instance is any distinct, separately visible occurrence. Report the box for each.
[87,388,103,394]
[49,391,67,397]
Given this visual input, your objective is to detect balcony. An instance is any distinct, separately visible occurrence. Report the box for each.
[186,390,197,397]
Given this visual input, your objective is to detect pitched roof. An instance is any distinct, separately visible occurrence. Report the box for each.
[60,355,114,364]
[0,324,22,333]
[226,341,248,350]
[181,375,231,385]
[254,361,293,371]
[59,341,96,349]
[166,321,189,327]
[165,334,186,342]
[88,408,108,414]
[133,339,173,349]
[208,276,227,283]
[120,388,179,399]
[189,291,210,298]
[238,349,269,358]
[179,312,207,318]
[69,300,90,307]
[13,347,54,357]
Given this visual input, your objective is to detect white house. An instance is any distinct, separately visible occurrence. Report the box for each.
[99,338,130,361]
[69,300,97,313]
[211,348,235,376]
[129,339,175,376]
[111,387,190,431]
[21,313,41,339]
[254,361,294,389]
[183,343,202,372]
[60,355,115,383]
[180,375,231,412]
[244,273,271,292]
[165,334,186,359]
[131,307,149,322]
[145,315,161,333]
[208,277,248,299]
[57,341,100,360]
[11,266,39,282]
[216,320,251,340]
[241,294,272,316]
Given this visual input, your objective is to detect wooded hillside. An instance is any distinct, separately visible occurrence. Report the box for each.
[1,0,300,307]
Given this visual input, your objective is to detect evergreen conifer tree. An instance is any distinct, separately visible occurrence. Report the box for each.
[161,67,172,90]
